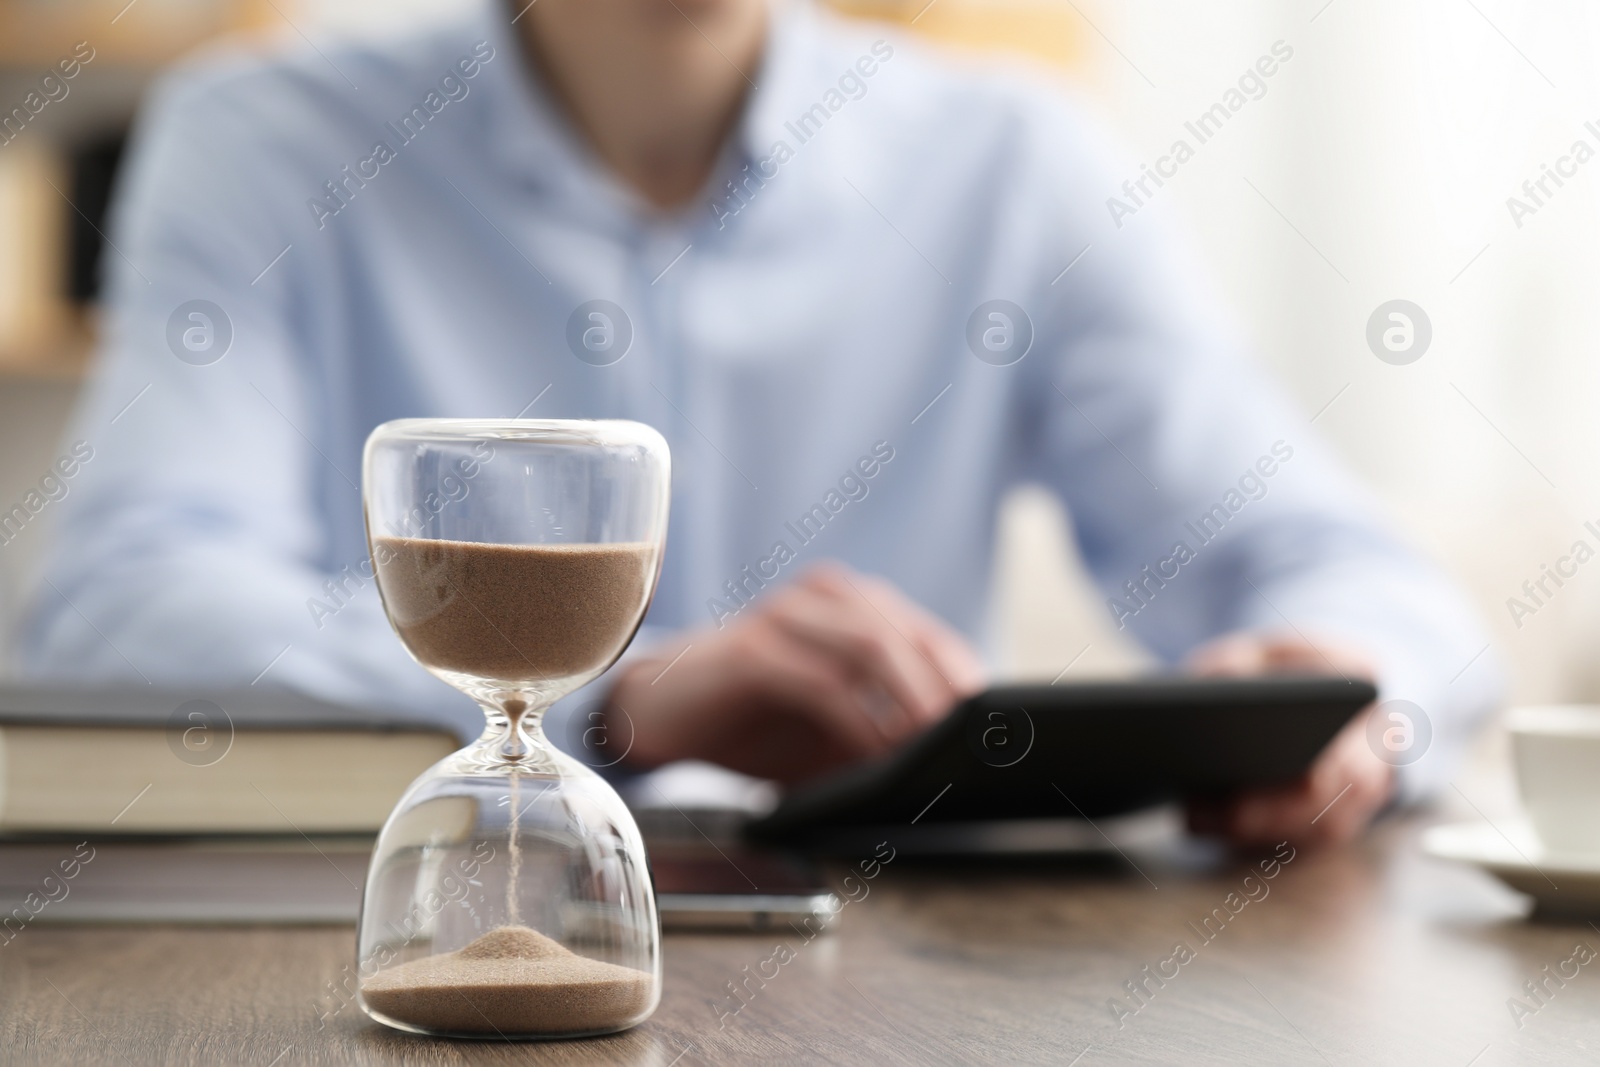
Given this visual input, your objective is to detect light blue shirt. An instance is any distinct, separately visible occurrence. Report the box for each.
[17,1,1500,797]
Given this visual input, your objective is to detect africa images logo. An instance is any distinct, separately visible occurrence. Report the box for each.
[966,300,1033,367]
[566,301,633,366]
[166,300,233,365]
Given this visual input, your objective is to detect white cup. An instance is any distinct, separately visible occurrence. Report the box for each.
[1510,705,1600,856]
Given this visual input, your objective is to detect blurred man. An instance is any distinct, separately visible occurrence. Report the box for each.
[17,0,1499,844]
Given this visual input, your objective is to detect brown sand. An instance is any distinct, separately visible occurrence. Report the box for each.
[372,538,653,681]
[361,925,653,1035]
[507,770,523,924]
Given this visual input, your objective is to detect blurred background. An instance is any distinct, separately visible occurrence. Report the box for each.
[1,0,1594,714]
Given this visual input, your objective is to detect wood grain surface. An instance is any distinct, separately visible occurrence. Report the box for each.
[1,815,1596,1066]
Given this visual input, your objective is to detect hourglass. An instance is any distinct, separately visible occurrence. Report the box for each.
[355,418,669,1039]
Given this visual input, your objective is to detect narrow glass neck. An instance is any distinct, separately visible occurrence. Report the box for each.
[453,689,566,774]
[479,704,547,761]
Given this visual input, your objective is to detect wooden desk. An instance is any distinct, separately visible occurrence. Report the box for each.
[2,814,1595,1066]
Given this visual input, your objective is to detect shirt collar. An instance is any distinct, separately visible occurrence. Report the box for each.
[475,0,829,218]
[476,1,617,206]
[737,0,829,165]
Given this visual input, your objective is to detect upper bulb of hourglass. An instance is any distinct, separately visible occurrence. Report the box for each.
[369,533,659,770]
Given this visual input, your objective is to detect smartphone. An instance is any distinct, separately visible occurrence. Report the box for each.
[651,849,841,933]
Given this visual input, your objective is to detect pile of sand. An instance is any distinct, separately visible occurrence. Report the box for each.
[361,926,653,1035]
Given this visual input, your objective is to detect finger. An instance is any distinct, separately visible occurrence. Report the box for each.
[911,621,988,701]
[752,578,929,739]
[1265,638,1376,681]
[614,621,895,776]
[737,624,896,758]
[1184,634,1270,677]
[1221,782,1317,844]
[1223,756,1349,843]
[768,585,951,737]
[1229,770,1387,846]
[1185,631,1377,683]
[856,575,988,700]
[804,567,983,714]
[1220,721,1392,845]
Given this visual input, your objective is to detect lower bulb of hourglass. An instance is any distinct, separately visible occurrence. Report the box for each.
[355,745,661,1038]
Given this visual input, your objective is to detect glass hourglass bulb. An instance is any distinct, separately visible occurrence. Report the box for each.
[353,419,669,1039]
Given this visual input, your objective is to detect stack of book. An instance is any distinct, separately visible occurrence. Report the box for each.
[0,684,459,922]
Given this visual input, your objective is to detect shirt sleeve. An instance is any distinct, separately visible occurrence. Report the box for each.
[1013,100,1503,802]
[14,58,478,738]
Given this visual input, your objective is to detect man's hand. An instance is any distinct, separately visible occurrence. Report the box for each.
[1183,632,1395,847]
[603,563,987,784]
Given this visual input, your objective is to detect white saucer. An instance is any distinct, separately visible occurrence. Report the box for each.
[1423,819,1600,917]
